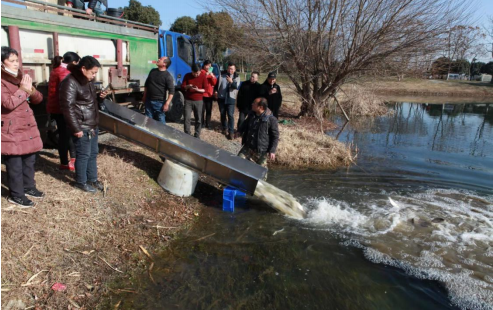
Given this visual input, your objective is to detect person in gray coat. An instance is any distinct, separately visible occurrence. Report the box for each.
[215,62,240,140]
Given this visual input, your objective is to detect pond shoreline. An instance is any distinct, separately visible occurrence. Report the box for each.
[1,102,353,308]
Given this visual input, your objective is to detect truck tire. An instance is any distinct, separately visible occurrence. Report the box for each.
[166,91,184,122]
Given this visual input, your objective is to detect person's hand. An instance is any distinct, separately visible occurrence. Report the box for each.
[268,153,276,161]
[20,74,33,91]
[269,88,277,95]
[86,8,93,15]
[74,131,83,138]
[163,103,169,112]
[99,90,108,98]
[226,76,233,83]
[67,2,73,7]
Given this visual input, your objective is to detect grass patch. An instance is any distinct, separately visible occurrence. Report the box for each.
[354,77,493,98]
[338,85,388,117]
[276,126,355,168]
[1,138,202,309]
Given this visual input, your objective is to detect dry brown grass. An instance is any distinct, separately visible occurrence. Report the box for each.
[337,85,388,117]
[1,138,205,309]
[276,126,355,168]
[356,77,493,98]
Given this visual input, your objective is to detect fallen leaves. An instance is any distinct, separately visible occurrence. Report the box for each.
[21,270,49,287]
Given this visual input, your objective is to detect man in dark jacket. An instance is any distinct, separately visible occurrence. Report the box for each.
[236,71,260,131]
[66,0,106,16]
[237,97,279,174]
[143,56,174,125]
[259,71,282,119]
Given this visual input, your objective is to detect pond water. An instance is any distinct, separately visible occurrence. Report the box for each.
[116,102,493,310]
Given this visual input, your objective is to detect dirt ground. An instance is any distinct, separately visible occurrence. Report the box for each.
[1,92,353,309]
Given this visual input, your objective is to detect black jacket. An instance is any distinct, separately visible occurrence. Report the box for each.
[59,66,100,133]
[259,81,282,110]
[239,108,279,154]
[236,80,260,112]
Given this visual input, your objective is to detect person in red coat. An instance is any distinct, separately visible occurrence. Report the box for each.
[47,51,80,171]
[181,63,208,139]
[1,46,44,207]
[200,60,217,129]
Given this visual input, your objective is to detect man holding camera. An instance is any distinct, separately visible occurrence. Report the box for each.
[215,62,240,140]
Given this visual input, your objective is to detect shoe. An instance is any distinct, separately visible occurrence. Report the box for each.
[24,188,45,198]
[69,158,76,171]
[59,164,75,171]
[227,133,233,140]
[222,129,227,135]
[74,182,97,193]
[8,196,34,208]
[194,133,201,139]
[88,180,105,192]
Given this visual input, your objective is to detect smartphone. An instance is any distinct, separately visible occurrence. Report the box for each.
[208,67,214,73]
[102,85,111,92]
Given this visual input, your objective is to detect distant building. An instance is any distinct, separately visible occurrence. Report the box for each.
[446,73,468,80]
[473,74,492,82]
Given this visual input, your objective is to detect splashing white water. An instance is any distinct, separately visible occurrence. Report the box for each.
[302,189,493,310]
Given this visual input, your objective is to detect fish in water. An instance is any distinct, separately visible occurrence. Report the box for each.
[431,217,445,223]
[410,218,431,228]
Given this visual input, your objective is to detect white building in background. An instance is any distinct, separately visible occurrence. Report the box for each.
[473,74,492,82]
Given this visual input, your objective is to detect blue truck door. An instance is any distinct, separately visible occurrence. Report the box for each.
[158,31,195,87]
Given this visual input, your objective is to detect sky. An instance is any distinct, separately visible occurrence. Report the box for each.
[110,0,492,60]
[471,0,493,62]
[110,0,207,29]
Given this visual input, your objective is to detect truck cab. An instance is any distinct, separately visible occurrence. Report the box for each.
[158,30,195,88]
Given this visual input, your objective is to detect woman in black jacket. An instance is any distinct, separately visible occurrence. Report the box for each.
[59,56,107,193]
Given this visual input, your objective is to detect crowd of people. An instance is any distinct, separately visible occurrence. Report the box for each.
[145,57,282,177]
[1,45,282,207]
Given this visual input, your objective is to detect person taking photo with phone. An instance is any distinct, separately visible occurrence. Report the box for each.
[215,62,240,140]
[181,63,208,139]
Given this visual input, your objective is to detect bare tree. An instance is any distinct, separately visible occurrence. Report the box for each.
[212,0,472,117]
[442,25,485,78]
